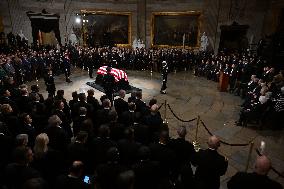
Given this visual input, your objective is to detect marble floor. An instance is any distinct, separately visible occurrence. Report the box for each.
[29,68,284,188]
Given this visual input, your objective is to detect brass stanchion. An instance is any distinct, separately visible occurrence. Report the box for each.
[163,100,168,124]
[245,142,254,172]
[193,115,201,152]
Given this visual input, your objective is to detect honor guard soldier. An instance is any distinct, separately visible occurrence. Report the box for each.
[160,60,169,94]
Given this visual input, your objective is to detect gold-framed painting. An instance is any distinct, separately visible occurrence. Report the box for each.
[80,10,131,47]
[151,11,201,48]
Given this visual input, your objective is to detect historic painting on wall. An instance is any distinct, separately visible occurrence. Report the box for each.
[152,12,201,48]
[82,11,131,46]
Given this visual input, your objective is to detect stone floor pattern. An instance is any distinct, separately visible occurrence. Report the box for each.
[29,68,284,188]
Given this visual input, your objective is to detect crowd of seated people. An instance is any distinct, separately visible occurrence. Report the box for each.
[0,76,232,189]
[194,51,284,129]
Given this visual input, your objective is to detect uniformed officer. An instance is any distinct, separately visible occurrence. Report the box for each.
[160,60,169,94]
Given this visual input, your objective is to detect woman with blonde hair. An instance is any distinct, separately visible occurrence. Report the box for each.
[33,133,49,159]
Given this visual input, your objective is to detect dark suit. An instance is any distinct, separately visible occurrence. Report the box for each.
[135,99,147,114]
[4,163,40,189]
[119,110,140,127]
[117,139,141,166]
[55,175,89,189]
[149,142,177,178]
[73,101,93,118]
[72,115,88,137]
[45,126,70,151]
[192,148,228,189]
[16,95,31,113]
[0,96,18,114]
[114,98,128,117]
[102,73,115,103]
[89,137,117,168]
[67,141,88,166]
[132,159,160,189]
[227,172,283,189]
[96,108,111,127]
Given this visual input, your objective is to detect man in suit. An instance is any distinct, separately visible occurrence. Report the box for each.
[227,155,282,189]
[44,70,56,97]
[192,135,228,189]
[0,89,18,114]
[102,67,115,104]
[62,53,72,83]
[67,131,89,166]
[169,126,195,186]
[45,115,70,151]
[114,90,128,117]
[135,91,146,114]
[73,93,93,119]
[16,87,31,113]
[4,146,40,189]
[55,161,89,189]
[19,113,36,147]
[96,99,112,127]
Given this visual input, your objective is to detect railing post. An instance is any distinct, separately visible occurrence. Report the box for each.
[193,115,201,152]
[245,142,254,172]
[163,100,168,124]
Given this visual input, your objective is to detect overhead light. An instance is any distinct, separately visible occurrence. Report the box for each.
[75,17,81,24]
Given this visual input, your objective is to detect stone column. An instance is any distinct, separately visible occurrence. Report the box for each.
[137,0,146,46]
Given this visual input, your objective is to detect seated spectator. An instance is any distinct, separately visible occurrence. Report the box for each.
[192,135,228,189]
[227,155,282,189]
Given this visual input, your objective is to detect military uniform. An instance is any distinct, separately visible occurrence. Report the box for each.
[160,61,168,94]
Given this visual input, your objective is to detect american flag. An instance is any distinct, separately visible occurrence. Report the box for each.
[97,66,128,82]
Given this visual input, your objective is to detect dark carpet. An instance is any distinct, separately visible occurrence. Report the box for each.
[86,81,142,96]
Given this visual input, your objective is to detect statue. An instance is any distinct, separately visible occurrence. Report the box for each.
[69,30,78,45]
[132,38,138,49]
[18,30,28,41]
[132,38,145,49]
[200,32,209,51]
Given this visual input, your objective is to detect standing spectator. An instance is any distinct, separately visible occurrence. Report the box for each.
[227,155,282,189]
[44,70,56,97]
[192,135,228,189]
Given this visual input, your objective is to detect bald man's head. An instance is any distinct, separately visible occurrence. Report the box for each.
[207,135,220,150]
[255,155,271,175]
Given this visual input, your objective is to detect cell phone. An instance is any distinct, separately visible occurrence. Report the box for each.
[83,176,90,184]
